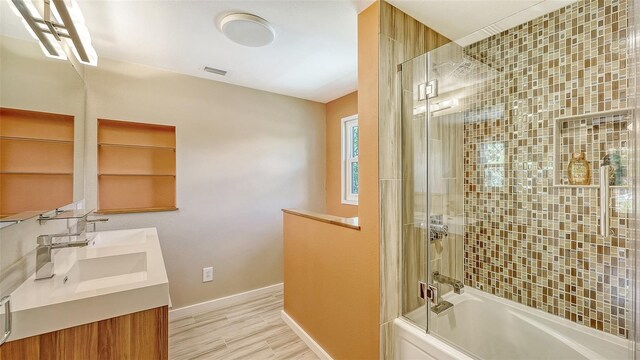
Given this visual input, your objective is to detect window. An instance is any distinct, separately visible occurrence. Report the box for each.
[341,115,358,205]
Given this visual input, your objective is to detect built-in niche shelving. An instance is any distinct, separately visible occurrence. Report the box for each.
[0,107,74,218]
[97,119,177,214]
[553,108,632,188]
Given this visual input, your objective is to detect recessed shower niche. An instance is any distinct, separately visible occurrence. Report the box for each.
[553,108,633,188]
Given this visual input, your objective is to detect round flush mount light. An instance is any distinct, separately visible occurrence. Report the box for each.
[220,13,275,47]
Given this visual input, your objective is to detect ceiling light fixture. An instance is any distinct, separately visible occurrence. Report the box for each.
[9,0,98,66]
[219,13,275,47]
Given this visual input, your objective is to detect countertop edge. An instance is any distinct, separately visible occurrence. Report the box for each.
[282,209,360,231]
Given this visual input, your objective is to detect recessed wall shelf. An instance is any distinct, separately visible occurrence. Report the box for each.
[0,107,75,216]
[98,119,177,214]
[553,108,632,188]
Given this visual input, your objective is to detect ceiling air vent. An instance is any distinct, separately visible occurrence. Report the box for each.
[204,66,227,76]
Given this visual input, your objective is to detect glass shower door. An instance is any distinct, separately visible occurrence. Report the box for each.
[422,42,468,328]
[400,53,429,330]
[401,43,492,337]
[400,42,470,333]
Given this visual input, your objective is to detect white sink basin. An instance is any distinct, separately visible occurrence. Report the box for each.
[5,227,169,341]
[53,252,148,296]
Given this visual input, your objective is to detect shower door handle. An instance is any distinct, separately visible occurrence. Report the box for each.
[600,165,611,238]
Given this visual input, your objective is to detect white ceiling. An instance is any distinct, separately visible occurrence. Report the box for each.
[386,0,576,46]
[1,0,577,103]
[1,0,373,103]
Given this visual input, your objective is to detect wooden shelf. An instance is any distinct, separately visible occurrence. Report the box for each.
[99,174,175,177]
[0,136,73,144]
[0,172,73,175]
[98,143,175,150]
[95,207,178,215]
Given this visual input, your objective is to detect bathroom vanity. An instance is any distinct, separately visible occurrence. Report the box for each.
[0,228,170,359]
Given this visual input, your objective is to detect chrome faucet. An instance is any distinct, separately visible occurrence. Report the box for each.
[35,232,88,280]
[433,271,464,294]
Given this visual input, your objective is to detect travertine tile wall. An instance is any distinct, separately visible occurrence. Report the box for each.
[463,0,634,337]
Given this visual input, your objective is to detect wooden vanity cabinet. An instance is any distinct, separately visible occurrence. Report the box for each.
[0,306,168,360]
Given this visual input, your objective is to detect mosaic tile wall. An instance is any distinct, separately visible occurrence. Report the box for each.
[463,0,634,337]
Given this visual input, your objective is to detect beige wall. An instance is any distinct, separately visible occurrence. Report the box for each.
[325,91,358,218]
[83,58,327,308]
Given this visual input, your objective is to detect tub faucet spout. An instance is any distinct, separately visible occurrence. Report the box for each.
[433,271,464,294]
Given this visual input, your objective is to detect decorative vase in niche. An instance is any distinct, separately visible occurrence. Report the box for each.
[568,152,591,185]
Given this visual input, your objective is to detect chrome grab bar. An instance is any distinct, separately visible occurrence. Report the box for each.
[600,164,611,238]
[0,296,11,345]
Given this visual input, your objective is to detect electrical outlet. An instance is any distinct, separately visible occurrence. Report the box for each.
[202,267,213,282]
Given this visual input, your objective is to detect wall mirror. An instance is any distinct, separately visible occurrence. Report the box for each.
[0,35,86,227]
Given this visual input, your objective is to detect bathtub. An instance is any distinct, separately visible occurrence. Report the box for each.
[395,287,629,360]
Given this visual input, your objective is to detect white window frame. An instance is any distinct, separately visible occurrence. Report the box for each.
[341,114,359,205]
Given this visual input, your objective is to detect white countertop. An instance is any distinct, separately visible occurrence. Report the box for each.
[3,227,170,341]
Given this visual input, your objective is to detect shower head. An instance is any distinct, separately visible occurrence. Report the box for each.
[433,56,476,80]
[451,57,474,77]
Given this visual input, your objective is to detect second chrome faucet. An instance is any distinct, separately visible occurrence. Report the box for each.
[433,271,464,294]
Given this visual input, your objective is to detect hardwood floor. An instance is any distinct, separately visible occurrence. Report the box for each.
[168,288,318,360]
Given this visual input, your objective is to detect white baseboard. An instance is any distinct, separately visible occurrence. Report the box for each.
[169,283,283,321]
[281,310,333,360]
